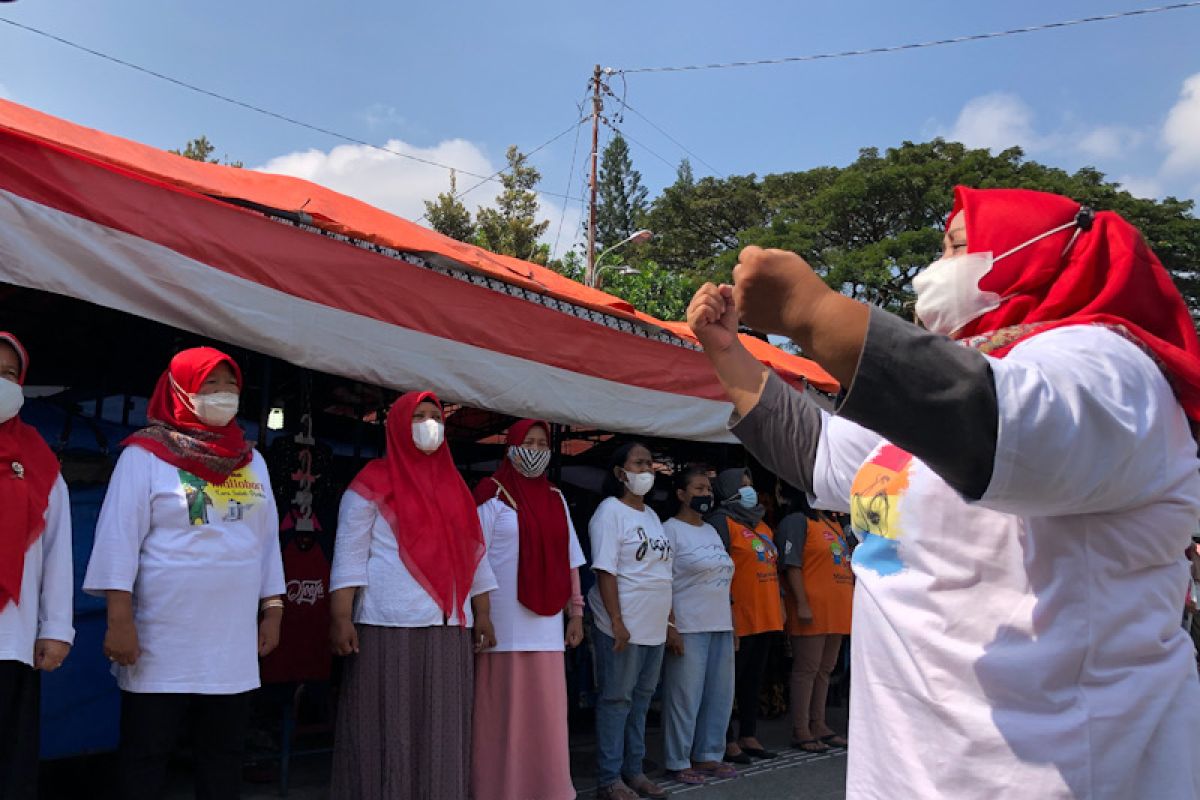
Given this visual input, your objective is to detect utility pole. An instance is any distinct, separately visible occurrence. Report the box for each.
[585,64,602,288]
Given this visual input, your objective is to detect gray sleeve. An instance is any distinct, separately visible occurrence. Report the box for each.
[837,306,999,500]
[729,371,822,492]
[776,515,807,568]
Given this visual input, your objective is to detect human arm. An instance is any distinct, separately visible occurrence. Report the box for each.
[35,477,73,671]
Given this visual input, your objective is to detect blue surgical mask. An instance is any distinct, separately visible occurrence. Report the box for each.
[737,486,758,509]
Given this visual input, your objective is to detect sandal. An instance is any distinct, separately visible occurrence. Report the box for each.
[740,746,779,759]
[723,750,752,765]
[694,762,740,779]
[791,738,831,753]
[666,769,706,785]
[625,774,669,799]
[820,734,848,749]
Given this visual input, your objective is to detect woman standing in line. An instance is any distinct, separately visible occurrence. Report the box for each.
[471,419,586,800]
[661,465,738,785]
[706,467,783,764]
[85,347,285,800]
[589,441,673,800]
[329,391,497,800]
[0,333,73,800]
[775,482,852,752]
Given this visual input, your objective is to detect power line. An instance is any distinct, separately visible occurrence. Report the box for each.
[605,120,676,171]
[616,2,1200,74]
[552,100,588,258]
[0,16,585,203]
[418,118,585,224]
[615,96,725,178]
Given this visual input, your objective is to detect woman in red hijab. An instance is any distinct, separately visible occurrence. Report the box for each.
[470,420,586,800]
[328,391,497,800]
[688,186,1200,799]
[0,332,72,800]
[84,347,285,800]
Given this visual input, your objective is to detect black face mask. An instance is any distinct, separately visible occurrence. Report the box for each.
[689,495,714,515]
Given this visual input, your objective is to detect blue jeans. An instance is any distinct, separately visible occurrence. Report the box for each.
[661,631,735,770]
[592,625,665,787]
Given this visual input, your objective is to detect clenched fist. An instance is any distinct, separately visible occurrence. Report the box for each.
[730,246,833,338]
[687,283,739,353]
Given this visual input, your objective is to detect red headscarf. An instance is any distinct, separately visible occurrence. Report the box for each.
[950,186,1200,420]
[0,333,62,611]
[123,347,254,484]
[472,420,571,616]
[350,392,485,624]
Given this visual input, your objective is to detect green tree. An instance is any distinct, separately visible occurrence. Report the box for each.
[474,146,551,264]
[600,259,699,321]
[169,135,243,168]
[423,170,476,242]
[595,134,648,253]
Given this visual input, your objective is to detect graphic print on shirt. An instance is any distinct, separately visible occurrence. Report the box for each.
[635,525,673,562]
[849,445,913,577]
[743,528,779,564]
[178,466,268,526]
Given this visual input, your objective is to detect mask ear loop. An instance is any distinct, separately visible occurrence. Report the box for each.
[168,374,199,416]
[1060,206,1096,257]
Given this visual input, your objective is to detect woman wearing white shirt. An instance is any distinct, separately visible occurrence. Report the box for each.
[84,347,285,800]
[0,333,73,800]
[470,419,586,800]
[661,465,737,786]
[688,187,1200,798]
[329,391,497,800]
[589,441,673,800]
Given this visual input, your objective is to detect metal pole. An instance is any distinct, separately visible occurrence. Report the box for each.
[585,64,602,288]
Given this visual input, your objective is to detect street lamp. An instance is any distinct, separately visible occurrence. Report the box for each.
[587,229,653,288]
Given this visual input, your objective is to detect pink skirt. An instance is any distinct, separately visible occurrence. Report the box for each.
[471,651,576,800]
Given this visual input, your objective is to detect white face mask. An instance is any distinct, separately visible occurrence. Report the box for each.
[0,378,24,424]
[914,217,1082,337]
[912,252,1003,336]
[622,469,655,497]
[412,419,445,452]
[191,392,239,427]
[509,446,551,479]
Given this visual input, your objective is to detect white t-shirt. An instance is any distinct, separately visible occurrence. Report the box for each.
[587,496,673,646]
[663,517,733,634]
[329,489,498,628]
[83,447,285,694]
[0,477,74,666]
[477,495,586,652]
[810,326,1200,800]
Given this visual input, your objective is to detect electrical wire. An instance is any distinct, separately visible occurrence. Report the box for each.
[616,2,1200,74]
[0,16,586,202]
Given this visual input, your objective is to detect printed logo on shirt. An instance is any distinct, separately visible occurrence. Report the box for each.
[179,466,268,526]
[634,526,672,562]
[849,445,913,577]
[286,578,326,606]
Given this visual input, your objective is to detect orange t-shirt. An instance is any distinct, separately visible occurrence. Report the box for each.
[779,514,853,636]
[727,518,784,637]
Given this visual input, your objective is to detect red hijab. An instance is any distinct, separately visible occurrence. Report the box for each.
[123,347,254,484]
[350,392,485,624]
[472,420,571,616]
[0,333,62,611]
[950,186,1200,421]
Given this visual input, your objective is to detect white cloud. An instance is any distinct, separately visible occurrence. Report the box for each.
[944,93,1041,153]
[1163,73,1200,175]
[1076,126,1146,160]
[254,136,583,259]
[1116,174,1163,199]
[360,103,408,132]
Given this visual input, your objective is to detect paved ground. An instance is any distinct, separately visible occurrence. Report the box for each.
[40,704,849,799]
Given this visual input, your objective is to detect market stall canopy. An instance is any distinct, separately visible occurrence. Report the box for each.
[0,99,837,442]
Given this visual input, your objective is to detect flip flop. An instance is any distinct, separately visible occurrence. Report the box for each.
[820,734,849,749]
[666,769,706,785]
[694,763,740,779]
[741,746,779,759]
[791,739,831,753]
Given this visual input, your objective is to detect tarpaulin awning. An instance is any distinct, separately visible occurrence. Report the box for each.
[0,99,837,442]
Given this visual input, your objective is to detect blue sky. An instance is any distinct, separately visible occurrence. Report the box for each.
[2,1,1198,258]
